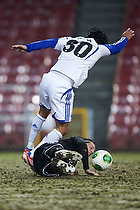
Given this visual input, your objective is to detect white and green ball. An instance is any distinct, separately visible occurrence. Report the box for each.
[91,150,113,171]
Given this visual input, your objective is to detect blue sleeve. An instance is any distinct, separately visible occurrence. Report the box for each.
[26,38,59,52]
[104,37,128,55]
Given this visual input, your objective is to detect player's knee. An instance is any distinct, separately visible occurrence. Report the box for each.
[55,121,69,136]
[39,107,50,119]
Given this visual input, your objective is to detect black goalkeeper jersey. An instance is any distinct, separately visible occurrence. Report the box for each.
[33,136,89,175]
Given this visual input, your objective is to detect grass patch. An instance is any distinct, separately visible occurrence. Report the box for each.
[0,152,140,210]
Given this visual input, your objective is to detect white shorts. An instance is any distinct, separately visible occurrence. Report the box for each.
[39,71,75,122]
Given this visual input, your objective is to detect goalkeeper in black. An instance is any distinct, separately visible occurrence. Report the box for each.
[24,136,98,176]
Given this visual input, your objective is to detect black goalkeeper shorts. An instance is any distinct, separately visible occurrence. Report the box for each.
[33,143,64,176]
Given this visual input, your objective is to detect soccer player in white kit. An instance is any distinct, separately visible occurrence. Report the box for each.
[11,27,134,165]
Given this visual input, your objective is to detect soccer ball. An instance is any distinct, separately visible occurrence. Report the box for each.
[91,150,113,171]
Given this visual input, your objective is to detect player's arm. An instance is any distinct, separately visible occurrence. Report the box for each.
[104,28,134,55]
[11,38,59,52]
[74,137,99,176]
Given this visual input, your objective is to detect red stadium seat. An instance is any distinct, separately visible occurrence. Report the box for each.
[115,74,137,85]
[113,84,137,96]
[108,125,130,150]
[108,0,140,150]
[131,126,140,150]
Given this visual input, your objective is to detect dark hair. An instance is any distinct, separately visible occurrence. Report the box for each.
[86,26,108,44]
[84,138,96,145]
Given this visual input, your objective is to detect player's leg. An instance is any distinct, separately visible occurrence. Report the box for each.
[22,106,51,163]
[38,85,74,145]
[33,120,68,151]
[50,158,76,175]
[29,72,74,154]
[28,108,70,160]
[38,117,70,147]
[49,148,83,175]
[55,120,69,136]
[26,107,50,150]
[55,150,83,163]
[25,73,52,151]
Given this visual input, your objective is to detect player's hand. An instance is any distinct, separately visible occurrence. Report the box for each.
[11,45,27,52]
[122,28,135,40]
[85,169,99,176]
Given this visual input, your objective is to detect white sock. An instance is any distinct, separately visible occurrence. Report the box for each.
[38,128,62,146]
[27,113,46,149]
[30,129,62,158]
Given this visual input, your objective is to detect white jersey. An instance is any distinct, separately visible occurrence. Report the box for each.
[51,37,110,88]
[26,36,128,88]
